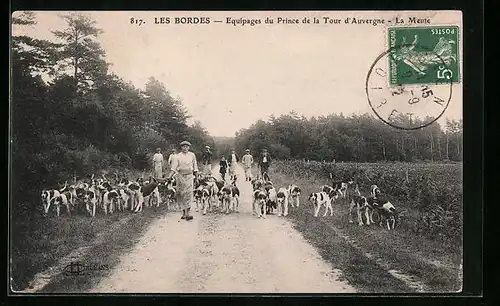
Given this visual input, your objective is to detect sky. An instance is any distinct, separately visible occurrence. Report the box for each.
[12,11,463,137]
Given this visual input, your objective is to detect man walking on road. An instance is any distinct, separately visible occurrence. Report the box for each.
[201,145,212,176]
[152,148,164,179]
[228,148,239,177]
[168,149,177,166]
[242,149,254,181]
[167,149,177,179]
[166,141,199,221]
[258,148,272,181]
[219,156,229,181]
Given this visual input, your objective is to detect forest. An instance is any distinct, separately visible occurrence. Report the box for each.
[233,112,462,163]
[11,12,214,213]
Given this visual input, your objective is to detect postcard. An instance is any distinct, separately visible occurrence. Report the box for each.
[10,10,463,294]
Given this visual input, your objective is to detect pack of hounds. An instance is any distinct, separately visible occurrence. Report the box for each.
[309,173,398,230]
[40,173,177,217]
[40,171,397,230]
[39,171,245,218]
[250,173,398,230]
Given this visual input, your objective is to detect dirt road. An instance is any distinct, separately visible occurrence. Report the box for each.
[89,165,355,293]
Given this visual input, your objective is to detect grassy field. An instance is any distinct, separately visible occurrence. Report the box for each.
[268,160,463,292]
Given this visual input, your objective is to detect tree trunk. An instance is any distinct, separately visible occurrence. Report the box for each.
[395,138,399,161]
[382,139,386,161]
[74,31,79,92]
[437,133,442,160]
[414,136,417,160]
[401,134,406,161]
[430,131,434,161]
[446,133,449,160]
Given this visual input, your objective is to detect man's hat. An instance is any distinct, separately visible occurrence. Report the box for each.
[205,145,210,149]
[180,140,191,147]
[156,148,161,152]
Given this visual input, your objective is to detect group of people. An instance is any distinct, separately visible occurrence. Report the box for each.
[149,142,272,222]
[218,148,271,182]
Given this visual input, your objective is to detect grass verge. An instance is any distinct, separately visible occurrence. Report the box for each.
[11,204,171,292]
[270,169,462,293]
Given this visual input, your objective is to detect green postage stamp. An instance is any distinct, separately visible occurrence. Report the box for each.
[388,26,460,85]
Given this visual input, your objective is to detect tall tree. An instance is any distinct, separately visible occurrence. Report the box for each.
[52,13,108,94]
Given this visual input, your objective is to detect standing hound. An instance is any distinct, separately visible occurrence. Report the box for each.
[41,189,61,216]
[263,181,276,214]
[53,192,72,217]
[117,177,139,210]
[194,185,204,212]
[349,194,369,226]
[366,195,397,230]
[229,176,240,212]
[287,184,301,208]
[219,185,233,214]
[253,189,268,218]
[203,176,220,208]
[200,186,212,215]
[276,187,289,217]
[101,182,120,215]
[84,185,100,217]
[163,178,177,211]
[308,192,333,217]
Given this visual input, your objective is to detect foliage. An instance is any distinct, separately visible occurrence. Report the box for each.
[235,113,462,162]
[11,12,213,214]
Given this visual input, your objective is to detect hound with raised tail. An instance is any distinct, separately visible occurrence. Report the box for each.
[83,185,100,217]
[308,191,333,217]
[204,176,220,208]
[58,181,76,211]
[163,178,178,211]
[134,177,161,213]
[53,193,72,217]
[321,185,343,205]
[329,173,355,201]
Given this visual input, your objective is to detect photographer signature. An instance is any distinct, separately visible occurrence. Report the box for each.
[63,261,110,276]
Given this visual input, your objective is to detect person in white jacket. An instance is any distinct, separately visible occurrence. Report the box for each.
[152,148,164,178]
[241,149,254,181]
[228,148,239,177]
